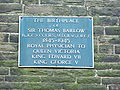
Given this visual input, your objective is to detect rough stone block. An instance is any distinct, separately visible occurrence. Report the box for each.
[95,54,120,62]
[97,70,120,77]
[0,34,8,42]
[41,76,75,83]
[0,43,18,52]
[0,15,19,23]
[77,77,101,84]
[23,0,38,4]
[25,5,53,15]
[0,82,63,89]
[95,62,120,70]
[25,5,87,16]
[0,52,17,61]
[10,34,18,43]
[0,24,18,33]
[63,0,84,5]
[10,68,53,75]
[102,78,120,85]
[53,6,87,16]
[41,0,62,4]
[115,46,120,54]
[5,76,41,82]
[0,68,9,75]
[109,37,120,44]
[0,4,22,13]
[99,45,113,54]
[0,76,4,82]
[94,26,104,35]
[64,84,107,90]
[94,16,118,26]
[53,70,72,77]
[90,7,120,16]
[0,61,17,67]
[105,27,120,35]
[65,69,95,77]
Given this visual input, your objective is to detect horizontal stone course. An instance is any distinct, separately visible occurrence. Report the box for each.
[0,4,22,13]
[102,78,120,84]
[0,24,18,33]
[41,76,75,83]
[0,52,17,61]
[23,0,38,4]
[0,15,19,23]
[25,5,87,16]
[97,70,120,77]
[109,37,120,44]
[95,54,120,62]
[105,27,120,35]
[90,7,120,16]
[94,16,118,26]
[95,62,120,70]
[0,42,18,52]
[64,84,107,90]
[0,61,17,67]
[77,77,101,84]
[5,76,41,82]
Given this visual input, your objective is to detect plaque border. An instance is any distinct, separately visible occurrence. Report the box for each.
[18,16,94,68]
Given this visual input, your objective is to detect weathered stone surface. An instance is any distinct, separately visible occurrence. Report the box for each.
[0,15,19,23]
[0,68,9,75]
[0,0,20,3]
[105,27,120,35]
[41,76,75,83]
[94,16,118,26]
[5,76,41,82]
[0,61,17,66]
[41,0,63,4]
[53,6,87,16]
[115,46,120,54]
[99,45,113,54]
[109,37,120,44]
[0,52,17,61]
[0,43,18,52]
[94,26,104,35]
[10,68,53,75]
[10,34,18,43]
[0,4,22,13]
[25,5,87,16]
[95,54,120,62]
[0,24,18,33]
[90,7,120,16]
[25,5,53,15]
[77,77,101,84]
[64,84,107,90]
[97,70,120,77]
[102,78,120,85]
[95,62,120,70]
[0,34,8,42]
[23,0,38,4]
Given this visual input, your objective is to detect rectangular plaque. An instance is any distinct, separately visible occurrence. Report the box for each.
[18,16,94,68]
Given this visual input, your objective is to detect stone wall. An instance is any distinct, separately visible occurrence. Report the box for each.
[0,0,120,89]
